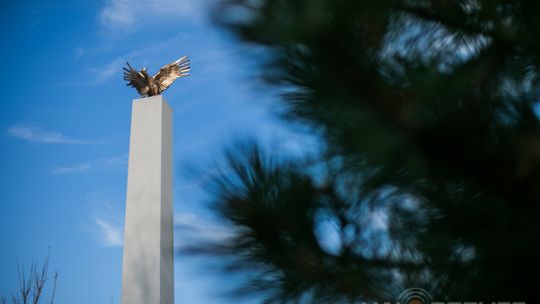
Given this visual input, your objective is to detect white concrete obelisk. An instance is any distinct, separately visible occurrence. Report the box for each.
[121,95,174,304]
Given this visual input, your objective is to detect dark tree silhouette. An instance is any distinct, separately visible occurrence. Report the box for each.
[196,0,540,302]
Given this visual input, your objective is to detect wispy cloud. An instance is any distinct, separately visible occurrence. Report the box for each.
[174,212,234,248]
[89,205,232,249]
[86,32,187,85]
[52,163,92,174]
[87,200,232,248]
[52,154,127,175]
[99,0,212,32]
[7,125,91,144]
[94,216,123,247]
[85,193,124,247]
[89,52,138,85]
[74,46,84,61]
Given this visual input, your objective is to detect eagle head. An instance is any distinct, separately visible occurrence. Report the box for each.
[140,68,150,78]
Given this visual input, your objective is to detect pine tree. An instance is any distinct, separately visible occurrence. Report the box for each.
[199,1,540,302]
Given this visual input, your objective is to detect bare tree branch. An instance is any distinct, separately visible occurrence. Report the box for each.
[4,252,58,304]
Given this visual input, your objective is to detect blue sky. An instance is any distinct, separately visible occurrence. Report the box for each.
[0,1,315,302]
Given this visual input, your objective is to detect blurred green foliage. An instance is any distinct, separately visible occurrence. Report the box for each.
[198,0,540,302]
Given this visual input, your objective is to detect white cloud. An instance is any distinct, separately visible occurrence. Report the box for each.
[174,212,234,248]
[94,216,124,247]
[52,154,128,175]
[7,126,90,144]
[85,193,125,247]
[75,46,83,61]
[89,55,135,85]
[100,154,128,167]
[99,0,212,31]
[52,163,92,174]
[90,209,232,249]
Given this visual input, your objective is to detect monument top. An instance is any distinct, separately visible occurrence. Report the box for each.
[133,95,173,112]
[123,56,190,97]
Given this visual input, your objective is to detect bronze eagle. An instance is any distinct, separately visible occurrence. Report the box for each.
[123,56,190,97]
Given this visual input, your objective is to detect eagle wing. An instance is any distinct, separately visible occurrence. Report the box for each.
[123,62,150,96]
[153,56,190,94]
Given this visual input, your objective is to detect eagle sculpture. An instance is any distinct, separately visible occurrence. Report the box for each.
[123,56,190,97]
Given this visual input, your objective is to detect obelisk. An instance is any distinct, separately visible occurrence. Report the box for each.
[121,95,174,304]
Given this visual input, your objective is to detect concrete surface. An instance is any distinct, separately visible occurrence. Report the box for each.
[121,95,174,304]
